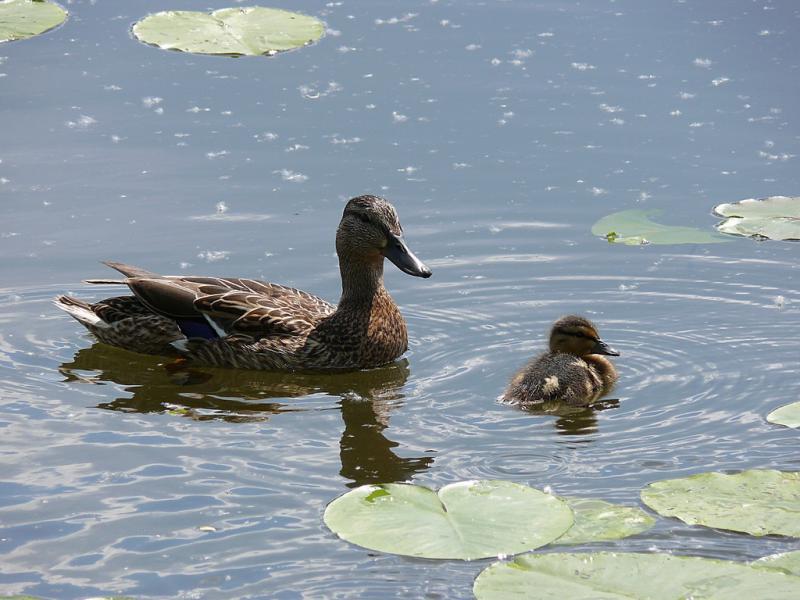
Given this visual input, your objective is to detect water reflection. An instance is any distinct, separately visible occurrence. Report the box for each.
[60,344,433,485]
[517,398,620,437]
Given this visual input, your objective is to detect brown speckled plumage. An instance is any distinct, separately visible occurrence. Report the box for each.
[55,195,431,371]
[503,315,619,407]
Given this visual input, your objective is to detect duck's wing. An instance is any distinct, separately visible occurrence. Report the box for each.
[186,277,335,338]
[86,263,335,339]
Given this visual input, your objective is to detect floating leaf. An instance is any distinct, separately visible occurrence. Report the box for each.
[132,6,325,56]
[555,497,655,545]
[591,209,726,245]
[713,196,800,241]
[473,552,800,599]
[753,551,800,577]
[0,0,67,43]
[767,402,800,429]
[641,469,800,537]
[323,480,573,560]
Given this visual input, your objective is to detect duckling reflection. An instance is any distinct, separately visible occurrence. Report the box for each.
[519,398,620,437]
[59,343,433,485]
[503,316,620,407]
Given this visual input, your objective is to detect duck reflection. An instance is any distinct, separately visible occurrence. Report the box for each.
[517,398,620,437]
[59,344,433,486]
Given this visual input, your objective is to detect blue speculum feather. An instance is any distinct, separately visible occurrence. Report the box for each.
[176,318,219,340]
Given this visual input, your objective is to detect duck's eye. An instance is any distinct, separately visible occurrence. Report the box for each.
[355,212,370,223]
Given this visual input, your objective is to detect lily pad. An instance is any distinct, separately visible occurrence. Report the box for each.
[592,209,725,245]
[754,551,800,577]
[641,469,800,537]
[473,552,800,599]
[555,497,655,545]
[0,0,67,43]
[767,402,800,429]
[132,6,325,57]
[713,196,800,241]
[323,480,573,560]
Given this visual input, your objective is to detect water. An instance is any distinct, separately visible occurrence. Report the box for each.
[2,0,800,598]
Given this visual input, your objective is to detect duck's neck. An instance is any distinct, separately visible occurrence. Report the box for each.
[337,257,387,308]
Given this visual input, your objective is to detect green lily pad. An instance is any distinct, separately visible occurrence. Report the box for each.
[753,551,800,577]
[473,552,800,599]
[0,0,67,43]
[713,196,800,241]
[323,480,573,560]
[767,402,800,429]
[641,469,800,537]
[132,6,325,56]
[555,497,655,545]
[592,209,726,245]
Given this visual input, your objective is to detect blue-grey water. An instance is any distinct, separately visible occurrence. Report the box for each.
[1,1,800,598]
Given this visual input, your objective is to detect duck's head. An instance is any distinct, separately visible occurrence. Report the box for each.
[549,315,619,357]
[337,195,432,278]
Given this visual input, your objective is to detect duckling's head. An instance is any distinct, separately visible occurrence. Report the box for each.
[337,195,432,278]
[549,315,619,357]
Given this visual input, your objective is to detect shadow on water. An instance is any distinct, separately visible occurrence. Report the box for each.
[59,343,434,486]
[517,398,620,437]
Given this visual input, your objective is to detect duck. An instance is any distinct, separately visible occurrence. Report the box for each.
[502,315,619,407]
[55,195,432,371]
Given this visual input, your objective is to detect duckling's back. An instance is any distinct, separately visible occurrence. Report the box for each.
[503,352,617,407]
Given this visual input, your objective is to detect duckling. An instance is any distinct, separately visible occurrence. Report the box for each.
[55,195,432,371]
[503,315,619,407]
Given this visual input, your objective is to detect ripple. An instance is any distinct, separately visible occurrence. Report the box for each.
[2,261,800,597]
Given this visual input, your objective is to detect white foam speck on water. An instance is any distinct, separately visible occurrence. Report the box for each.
[274,169,308,183]
[571,62,596,71]
[142,96,162,108]
[197,250,231,263]
[679,91,696,100]
[711,77,730,86]
[693,58,713,68]
[205,150,229,159]
[329,136,362,145]
[255,132,278,142]
[298,82,342,99]
[374,13,418,26]
[392,112,408,123]
[65,115,97,130]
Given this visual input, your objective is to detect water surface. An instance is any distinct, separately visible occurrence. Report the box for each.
[1,1,800,598]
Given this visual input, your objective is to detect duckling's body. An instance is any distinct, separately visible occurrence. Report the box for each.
[55,195,432,371]
[503,316,619,407]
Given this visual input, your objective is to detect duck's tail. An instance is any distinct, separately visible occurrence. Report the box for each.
[53,295,108,329]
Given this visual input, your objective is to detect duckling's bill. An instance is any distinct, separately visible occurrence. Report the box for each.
[592,338,620,356]
[383,231,432,278]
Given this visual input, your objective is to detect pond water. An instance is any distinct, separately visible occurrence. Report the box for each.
[2,0,800,598]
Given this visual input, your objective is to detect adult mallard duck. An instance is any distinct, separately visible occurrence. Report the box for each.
[503,315,619,406]
[55,195,432,371]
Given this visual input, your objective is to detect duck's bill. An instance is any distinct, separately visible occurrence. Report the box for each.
[592,339,620,356]
[384,233,432,278]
